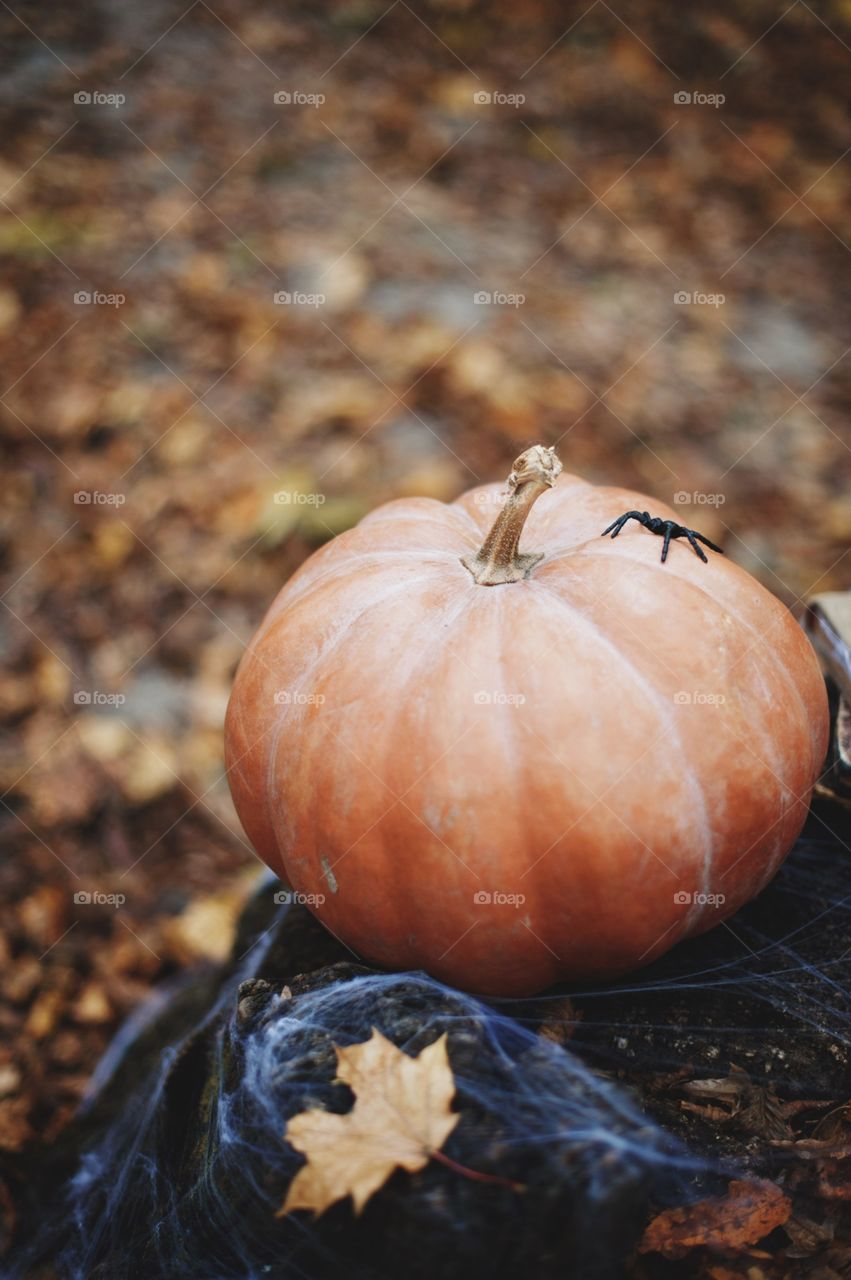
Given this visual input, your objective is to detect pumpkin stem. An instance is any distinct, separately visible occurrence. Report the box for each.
[461,445,562,585]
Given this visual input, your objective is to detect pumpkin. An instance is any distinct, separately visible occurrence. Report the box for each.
[225,446,828,996]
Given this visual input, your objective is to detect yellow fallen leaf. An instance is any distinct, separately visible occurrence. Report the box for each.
[163,886,247,963]
[280,1029,459,1217]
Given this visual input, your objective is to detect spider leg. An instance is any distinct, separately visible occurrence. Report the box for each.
[661,525,673,563]
[601,513,630,538]
[601,510,646,539]
[685,532,709,563]
[692,531,724,555]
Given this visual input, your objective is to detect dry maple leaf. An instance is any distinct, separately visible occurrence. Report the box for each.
[638,1178,792,1259]
[279,1029,460,1217]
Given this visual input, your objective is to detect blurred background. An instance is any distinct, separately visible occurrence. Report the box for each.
[1,0,849,1168]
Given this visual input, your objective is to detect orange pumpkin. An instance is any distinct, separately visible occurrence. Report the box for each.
[225,446,828,995]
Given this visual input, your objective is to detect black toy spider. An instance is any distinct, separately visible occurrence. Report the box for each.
[600,510,724,564]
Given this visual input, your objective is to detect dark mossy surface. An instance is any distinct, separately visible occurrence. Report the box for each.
[9,804,851,1280]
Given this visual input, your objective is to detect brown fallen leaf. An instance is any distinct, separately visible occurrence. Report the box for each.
[783,1211,835,1257]
[280,1029,460,1217]
[72,982,112,1025]
[679,1066,793,1140]
[162,882,250,964]
[817,1159,851,1200]
[638,1178,792,1260]
[680,1065,751,1106]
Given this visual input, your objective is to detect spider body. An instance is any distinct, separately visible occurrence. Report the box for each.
[601,510,724,564]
